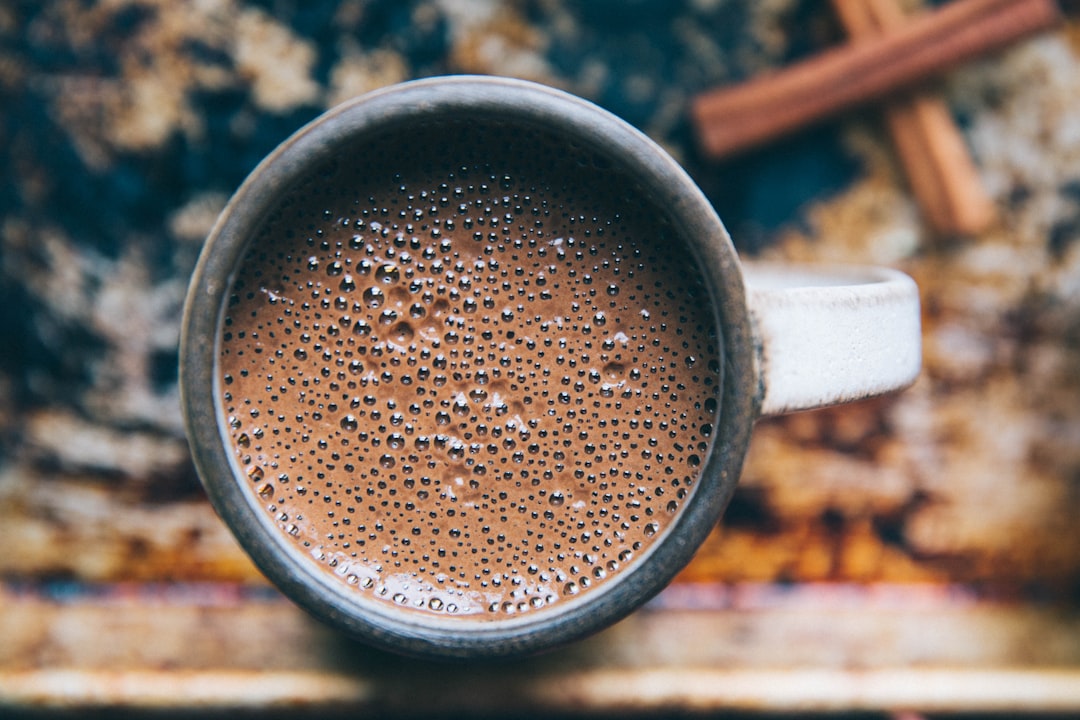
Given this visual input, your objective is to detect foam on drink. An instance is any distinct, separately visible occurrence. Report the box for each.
[219,120,721,618]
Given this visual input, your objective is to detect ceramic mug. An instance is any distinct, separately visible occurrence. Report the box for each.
[180,76,920,659]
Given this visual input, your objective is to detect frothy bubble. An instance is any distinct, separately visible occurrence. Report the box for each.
[218,121,720,620]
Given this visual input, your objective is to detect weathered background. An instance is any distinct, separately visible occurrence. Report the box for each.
[2,0,1079,715]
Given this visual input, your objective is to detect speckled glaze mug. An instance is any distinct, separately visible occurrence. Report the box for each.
[180,76,921,659]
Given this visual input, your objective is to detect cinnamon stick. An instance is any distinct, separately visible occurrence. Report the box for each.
[692,0,1061,159]
[832,0,997,236]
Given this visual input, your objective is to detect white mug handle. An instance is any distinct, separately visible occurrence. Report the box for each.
[743,263,922,416]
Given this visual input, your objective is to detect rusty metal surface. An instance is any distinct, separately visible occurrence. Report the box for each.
[3,582,1080,714]
[2,0,1080,713]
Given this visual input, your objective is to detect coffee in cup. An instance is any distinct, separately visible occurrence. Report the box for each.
[182,76,921,659]
[218,119,720,617]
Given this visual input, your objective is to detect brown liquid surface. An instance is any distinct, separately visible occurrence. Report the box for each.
[219,122,720,618]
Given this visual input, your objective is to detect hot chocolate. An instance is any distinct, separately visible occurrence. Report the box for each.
[218,120,720,618]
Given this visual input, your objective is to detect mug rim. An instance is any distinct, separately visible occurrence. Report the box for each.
[180,75,757,659]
